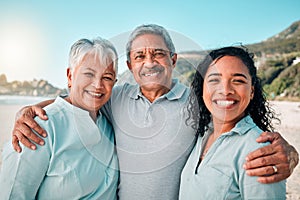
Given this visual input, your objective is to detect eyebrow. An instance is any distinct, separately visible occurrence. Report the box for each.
[207,73,221,78]
[104,71,115,76]
[153,48,167,52]
[132,48,167,54]
[85,67,96,72]
[207,73,248,79]
[232,73,248,79]
[132,50,144,54]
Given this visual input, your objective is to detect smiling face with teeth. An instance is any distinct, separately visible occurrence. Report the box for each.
[67,52,116,121]
[127,34,177,97]
[203,55,254,131]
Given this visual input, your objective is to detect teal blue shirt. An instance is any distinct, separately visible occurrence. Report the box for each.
[0,97,119,200]
[179,115,286,200]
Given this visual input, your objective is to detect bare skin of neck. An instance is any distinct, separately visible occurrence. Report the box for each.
[140,80,173,102]
[141,86,170,103]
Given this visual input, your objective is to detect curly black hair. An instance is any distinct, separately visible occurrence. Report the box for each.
[186,46,280,137]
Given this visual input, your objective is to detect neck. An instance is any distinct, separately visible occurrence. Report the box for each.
[212,120,236,136]
[89,112,98,122]
[141,86,170,102]
[212,114,246,135]
[140,80,173,102]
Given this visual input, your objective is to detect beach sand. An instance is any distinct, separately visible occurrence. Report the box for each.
[0,101,299,199]
[270,101,300,200]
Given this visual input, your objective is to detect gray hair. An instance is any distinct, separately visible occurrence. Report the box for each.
[126,24,176,62]
[69,37,118,74]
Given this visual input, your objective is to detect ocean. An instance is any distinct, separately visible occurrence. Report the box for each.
[0,95,50,105]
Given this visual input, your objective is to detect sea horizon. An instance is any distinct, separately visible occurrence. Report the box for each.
[0,95,51,105]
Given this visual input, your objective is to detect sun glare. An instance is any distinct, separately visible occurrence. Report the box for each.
[0,18,46,82]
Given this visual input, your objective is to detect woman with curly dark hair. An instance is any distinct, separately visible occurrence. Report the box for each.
[179,46,286,199]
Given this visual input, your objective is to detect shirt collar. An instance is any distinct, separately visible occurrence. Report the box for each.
[230,115,257,136]
[202,115,258,139]
[129,79,187,101]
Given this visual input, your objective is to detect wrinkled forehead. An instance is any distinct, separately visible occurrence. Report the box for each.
[131,34,168,52]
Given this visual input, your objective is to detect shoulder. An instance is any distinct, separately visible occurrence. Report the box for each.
[167,79,190,102]
[236,124,269,154]
[36,99,64,122]
[34,98,69,137]
[112,83,136,93]
[111,83,138,100]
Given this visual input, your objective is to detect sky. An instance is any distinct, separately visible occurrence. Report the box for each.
[0,0,299,89]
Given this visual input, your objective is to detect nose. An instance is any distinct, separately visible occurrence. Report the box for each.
[220,81,234,95]
[143,53,157,68]
[91,78,103,89]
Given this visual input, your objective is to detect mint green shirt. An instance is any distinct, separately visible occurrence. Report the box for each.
[0,97,119,199]
[179,115,286,200]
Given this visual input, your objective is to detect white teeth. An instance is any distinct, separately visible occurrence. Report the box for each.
[144,72,160,77]
[88,91,103,97]
[216,100,235,106]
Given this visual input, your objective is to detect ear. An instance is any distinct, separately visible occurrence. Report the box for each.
[171,53,177,67]
[126,60,132,71]
[250,86,254,99]
[67,68,72,88]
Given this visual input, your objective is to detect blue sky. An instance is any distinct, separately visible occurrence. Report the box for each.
[0,0,299,88]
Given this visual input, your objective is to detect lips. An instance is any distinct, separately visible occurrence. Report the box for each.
[213,99,238,109]
[87,91,104,98]
[141,67,163,77]
[143,71,160,77]
[215,100,235,106]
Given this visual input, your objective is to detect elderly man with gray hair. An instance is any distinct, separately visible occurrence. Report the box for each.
[11,24,299,200]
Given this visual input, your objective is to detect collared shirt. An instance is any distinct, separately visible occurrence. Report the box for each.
[0,97,119,200]
[102,79,196,200]
[179,115,286,200]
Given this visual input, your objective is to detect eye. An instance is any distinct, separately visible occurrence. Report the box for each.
[232,79,246,84]
[103,77,113,81]
[134,54,145,60]
[207,78,219,83]
[153,51,167,59]
[102,74,115,82]
[84,72,94,77]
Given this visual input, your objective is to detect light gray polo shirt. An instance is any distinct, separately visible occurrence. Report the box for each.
[102,79,196,200]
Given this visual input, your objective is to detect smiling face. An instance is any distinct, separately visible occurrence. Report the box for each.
[203,55,254,129]
[127,34,177,92]
[67,52,116,116]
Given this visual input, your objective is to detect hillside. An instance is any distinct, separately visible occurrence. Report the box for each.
[0,74,67,97]
[119,20,300,101]
[248,20,300,56]
[248,20,300,100]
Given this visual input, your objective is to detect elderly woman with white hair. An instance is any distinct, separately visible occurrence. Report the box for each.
[0,38,119,199]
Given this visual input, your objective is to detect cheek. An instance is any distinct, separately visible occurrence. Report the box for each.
[129,63,140,71]
[239,88,253,105]
[130,67,141,77]
[202,86,213,107]
[104,83,114,92]
[203,83,213,98]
